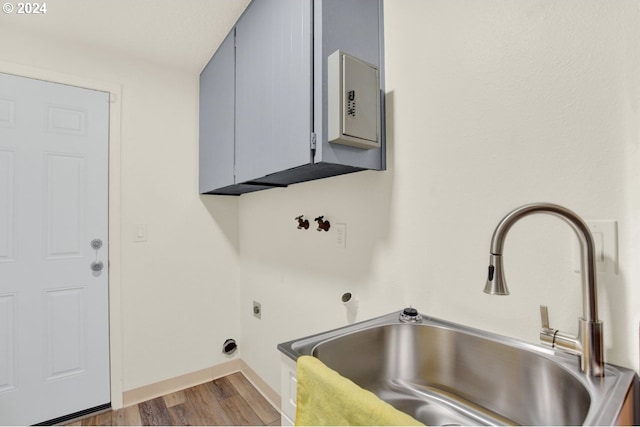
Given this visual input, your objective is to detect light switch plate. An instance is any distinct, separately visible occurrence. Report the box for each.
[573,220,618,274]
[134,223,147,242]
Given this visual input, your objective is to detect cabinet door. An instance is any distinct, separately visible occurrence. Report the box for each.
[235,0,313,183]
[315,0,385,171]
[199,30,235,193]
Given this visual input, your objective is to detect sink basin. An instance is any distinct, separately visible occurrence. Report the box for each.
[278,311,638,425]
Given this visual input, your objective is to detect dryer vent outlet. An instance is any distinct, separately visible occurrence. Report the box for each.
[223,339,237,355]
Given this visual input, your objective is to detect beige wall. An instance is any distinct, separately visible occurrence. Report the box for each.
[2,0,639,409]
[239,0,640,392]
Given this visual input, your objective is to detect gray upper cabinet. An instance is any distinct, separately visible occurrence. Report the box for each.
[235,0,313,185]
[199,0,385,195]
[199,30,235,193]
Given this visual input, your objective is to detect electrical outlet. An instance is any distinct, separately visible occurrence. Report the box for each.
[253,301,261,319]
[134,223,147,242]
[573,220,618,274]
[335,223,346,248]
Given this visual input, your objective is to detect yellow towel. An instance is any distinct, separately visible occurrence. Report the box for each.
[295,355,424,426]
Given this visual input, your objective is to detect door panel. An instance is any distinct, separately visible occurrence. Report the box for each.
[0,150,16,262]
[0,72,110,425]
[0,294,16,393]
[0,98,15,127]
[45,153,85,259]
[46,105,87,136]
[45,287,86,380]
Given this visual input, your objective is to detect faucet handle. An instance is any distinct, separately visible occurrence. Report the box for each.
[539,305,550,330]
[539,305,557,348]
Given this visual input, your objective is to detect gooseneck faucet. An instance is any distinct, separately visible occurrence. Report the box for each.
[484,202,604,377]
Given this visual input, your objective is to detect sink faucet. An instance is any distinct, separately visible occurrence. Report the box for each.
[484,202,605,377]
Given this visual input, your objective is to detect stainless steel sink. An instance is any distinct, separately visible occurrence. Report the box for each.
[278,310,638,425]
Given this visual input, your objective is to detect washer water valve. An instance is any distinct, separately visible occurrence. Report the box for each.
[315,216,331,232]
[295,215,310,230]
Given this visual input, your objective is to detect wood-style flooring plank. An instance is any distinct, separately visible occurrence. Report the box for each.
[123,404,143,426]
[80,416,95,426]
[226,372,280,425]
[97,411,116,426]
[166,401,198,426]
[80,410,113,426]
[218,394,265,426]
[111,408,127,426]
[66,372,279,427]
[184,383,233,426]
[209,376,239,401]
[163,389,187,408]
[138,397,171,426]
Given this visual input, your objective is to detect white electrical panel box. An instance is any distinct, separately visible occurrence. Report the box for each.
[328,50,380,149]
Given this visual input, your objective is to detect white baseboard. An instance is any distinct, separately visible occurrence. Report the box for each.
[121,358,280,411]
[239,359,280,410]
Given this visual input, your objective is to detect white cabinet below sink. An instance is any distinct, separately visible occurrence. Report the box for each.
[280,354,297,426]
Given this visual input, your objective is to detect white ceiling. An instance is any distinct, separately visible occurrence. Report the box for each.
[0,0,251,73]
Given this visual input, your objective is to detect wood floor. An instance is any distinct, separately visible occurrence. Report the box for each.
[68,372,280,426]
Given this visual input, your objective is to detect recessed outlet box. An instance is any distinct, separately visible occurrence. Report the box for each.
[134,223,147,242]
[335,223,346,248]
[253,301,261,319]
[573,220,618,274]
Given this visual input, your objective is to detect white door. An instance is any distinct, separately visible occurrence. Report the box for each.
[0,73,110,425]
